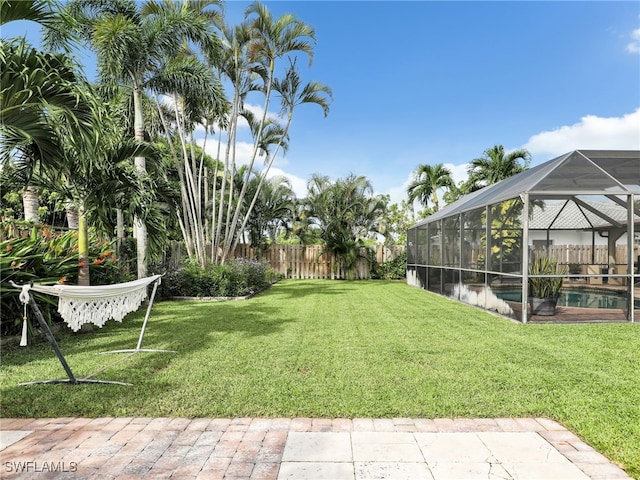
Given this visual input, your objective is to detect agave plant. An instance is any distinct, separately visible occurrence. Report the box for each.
[528,255,566,299]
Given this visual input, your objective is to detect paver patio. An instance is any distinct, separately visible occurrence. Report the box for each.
[0,417,632,479]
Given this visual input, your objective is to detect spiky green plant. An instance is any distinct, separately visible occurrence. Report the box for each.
[528,255,566,299]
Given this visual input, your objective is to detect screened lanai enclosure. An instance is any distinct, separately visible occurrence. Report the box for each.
[406,150,640,323]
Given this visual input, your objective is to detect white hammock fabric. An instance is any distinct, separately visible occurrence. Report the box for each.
[18,275,162,332]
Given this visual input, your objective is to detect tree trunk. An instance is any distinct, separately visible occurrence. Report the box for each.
[23,186,40,223]
[134,213,147,279]
[77,211,90,286]
[133,84,147,279]
[66,204,79,229]
[116,208,124,254]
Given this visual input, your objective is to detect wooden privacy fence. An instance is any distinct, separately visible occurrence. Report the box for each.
[546,244,640,266]
[233,244,406,279]
[168,243,406,280]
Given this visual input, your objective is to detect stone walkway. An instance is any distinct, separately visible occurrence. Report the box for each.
[0,417,632,479]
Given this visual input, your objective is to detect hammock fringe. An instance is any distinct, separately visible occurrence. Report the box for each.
[13,275,162,332]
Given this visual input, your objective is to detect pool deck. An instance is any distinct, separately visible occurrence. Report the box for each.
[483,282,640,323]
[526,305,636,323]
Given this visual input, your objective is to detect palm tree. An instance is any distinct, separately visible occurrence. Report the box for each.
[150,49,225,266]
[220,1,316,261]
[56,135,160,285]
[1,0,50,24]
[232,57,331,254]
[209,20,258,262]
[65,0,221,277]
[16,79,164,285]
[306,174,386,280]
[0,37,95,176]
[407,163,454,212]
[245,175,295,252]
[467,145,531,190]
[0,37,97,229]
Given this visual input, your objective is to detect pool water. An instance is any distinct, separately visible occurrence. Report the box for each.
[494,288,639,310]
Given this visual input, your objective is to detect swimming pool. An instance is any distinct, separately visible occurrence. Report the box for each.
[494,288,639,310]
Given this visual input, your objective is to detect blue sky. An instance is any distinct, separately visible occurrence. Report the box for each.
[4,1,640,206]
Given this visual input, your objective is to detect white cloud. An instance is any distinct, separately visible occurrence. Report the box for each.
[384,174,413,206]
[627,28,640,54]
[523,109,640,157]
[196,137,263,168]
[444,162,469,185]
[266,167,308,198]
[243,103,283,124]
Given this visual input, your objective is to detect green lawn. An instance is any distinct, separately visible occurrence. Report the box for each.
[1,280,638,478]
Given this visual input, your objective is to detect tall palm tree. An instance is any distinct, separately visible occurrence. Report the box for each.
[65,0,221,277]
[406,163,454,212]
[232,57,331,254]
[210,21,259,261]
[467,144,531,190]
[150,49,225,266]
[220,1,316,260]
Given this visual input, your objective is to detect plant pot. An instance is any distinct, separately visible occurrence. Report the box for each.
[530,297,557,316]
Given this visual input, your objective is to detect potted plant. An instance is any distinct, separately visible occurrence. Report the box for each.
[528,255,566,316]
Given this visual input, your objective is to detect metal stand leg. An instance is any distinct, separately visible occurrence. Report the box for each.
[100,279,175,354]
[21,293,131,386]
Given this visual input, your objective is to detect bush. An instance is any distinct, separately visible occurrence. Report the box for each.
[151,258,282,299]
[371,250,407,280]
[1,222,132,336]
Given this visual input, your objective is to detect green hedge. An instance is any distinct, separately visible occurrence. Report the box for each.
[371,250,407,280]
[152,258,283,299]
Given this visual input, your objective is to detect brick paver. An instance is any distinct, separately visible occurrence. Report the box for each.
[0,417,632,479]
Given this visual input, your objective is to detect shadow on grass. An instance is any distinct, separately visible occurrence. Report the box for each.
[263,279,357,299]
[0,286,297,372]
[0,280,385,413]
[0,289,299,415]
[1,280,382,369]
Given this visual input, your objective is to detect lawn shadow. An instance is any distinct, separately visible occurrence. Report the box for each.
[0,293,300,414]
[1,280,395,370]
[0,294,296,372]
[263,279,353,299]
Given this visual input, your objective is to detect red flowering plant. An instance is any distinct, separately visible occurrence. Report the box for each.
[88,243,130,285]
[1,230,78,336]
[0,222,128,336]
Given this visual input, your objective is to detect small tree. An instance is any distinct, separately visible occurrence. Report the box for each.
[305,174,386,279]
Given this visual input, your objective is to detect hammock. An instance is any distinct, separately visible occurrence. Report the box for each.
[11,274,171,385]
[19,275,162,332]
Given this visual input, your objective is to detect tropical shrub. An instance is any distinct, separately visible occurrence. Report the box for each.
[305,174,387,281]
[152,258,282,299]
[372,250,407,280]
[528,255,566,299]
[1,222,131,335]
